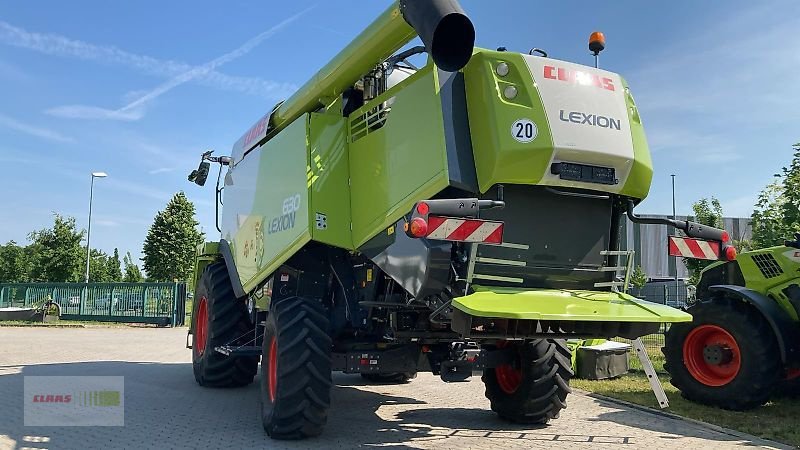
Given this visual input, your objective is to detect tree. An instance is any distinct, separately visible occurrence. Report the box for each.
[123,251,143,283]
[142,192,204,282]
[0,241,30,283]
[107,248,123,282]
[629,265,648,290]
[752,143,800,248]
[88,249,110,282]
[28,214,84,282]
[685,198,723,285]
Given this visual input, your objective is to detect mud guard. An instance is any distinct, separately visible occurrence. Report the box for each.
[709,284,800,366]
[218,239,246,299]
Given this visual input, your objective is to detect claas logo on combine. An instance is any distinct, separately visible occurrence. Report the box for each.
[544,66,615,92]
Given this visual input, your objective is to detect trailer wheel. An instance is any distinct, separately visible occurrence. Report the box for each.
[191,262,258,387]
[482,339,572,424]
[260,297,332,439]
[663,297,780,410]
[361,372,417,384]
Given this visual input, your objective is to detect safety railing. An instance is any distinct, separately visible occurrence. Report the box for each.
[0,282,187,326]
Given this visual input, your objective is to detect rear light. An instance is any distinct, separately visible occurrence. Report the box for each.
[721,231,730,242]
[405,217,428,238]
[724,246,738,261]
[416,202,430,216]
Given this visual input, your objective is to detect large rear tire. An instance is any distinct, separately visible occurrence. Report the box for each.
[191,262,258,387]
[663,297,780,410]
[260,297,332,440]
[482,339,572,424]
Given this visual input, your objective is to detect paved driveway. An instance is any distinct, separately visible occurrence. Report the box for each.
[0,327,787,449]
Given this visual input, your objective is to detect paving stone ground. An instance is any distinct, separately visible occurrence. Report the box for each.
[0,327,787,449]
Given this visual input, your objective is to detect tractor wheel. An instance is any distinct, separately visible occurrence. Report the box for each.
[260,297,332,440]
[192,262,258,387]
[482,339,572,424]
[361,372,417,384]
[663,297,780,410]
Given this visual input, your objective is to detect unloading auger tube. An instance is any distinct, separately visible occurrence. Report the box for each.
[232,0,475,156]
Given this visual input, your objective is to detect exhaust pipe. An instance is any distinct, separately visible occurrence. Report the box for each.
[400,0,475,72]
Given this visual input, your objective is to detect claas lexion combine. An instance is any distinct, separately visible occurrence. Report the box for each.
[185,0,731,439]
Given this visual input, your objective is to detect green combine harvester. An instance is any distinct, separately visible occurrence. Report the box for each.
[185,0,732,439]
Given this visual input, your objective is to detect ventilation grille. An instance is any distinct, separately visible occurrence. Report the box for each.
[349,104,389,142]
[751,252,783,279]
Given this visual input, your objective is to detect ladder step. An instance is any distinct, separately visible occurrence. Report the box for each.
[600,250,633,256]
[215,345,262,357]
[599,267,626,272]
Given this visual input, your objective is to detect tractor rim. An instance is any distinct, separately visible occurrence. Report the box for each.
[495,341,522,394]
[194,297,208,357]
[683,324,741,386]
[268,336,278,403]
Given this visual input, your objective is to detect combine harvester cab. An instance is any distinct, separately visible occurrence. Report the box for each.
[185,0,730,440]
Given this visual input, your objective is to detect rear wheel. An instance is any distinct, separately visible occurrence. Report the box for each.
[192,263,258,387]
[482,339,572,424]
[260,297,332,439]
[663,297,780,410]
[361,372,417,384]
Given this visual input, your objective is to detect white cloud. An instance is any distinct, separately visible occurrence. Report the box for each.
[0,113,74,142]
[37,7,311,122]
[0,20,297,99]
[94,219,120,227]
[148,167,174,175]
[631,4,800,128]
[44,105,144,121]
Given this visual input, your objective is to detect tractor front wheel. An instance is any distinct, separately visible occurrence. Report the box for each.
[663,297,780,410]
[260,297,332,439]
[482,339,572,424]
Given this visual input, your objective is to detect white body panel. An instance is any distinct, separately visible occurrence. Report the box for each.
[523,56,635,191]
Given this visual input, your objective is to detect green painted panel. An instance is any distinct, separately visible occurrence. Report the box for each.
[308,110,354,249]
[452,287,692,322]
[348,66,449,247]
[224,117,311,291]
[619,77,653,199]
[463,50,555,194]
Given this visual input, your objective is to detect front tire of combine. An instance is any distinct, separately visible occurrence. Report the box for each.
[663,297,780,410]
[192,262,258,387]
[260,297,332,440]
[361,372,417,384]
[482,339,572,424]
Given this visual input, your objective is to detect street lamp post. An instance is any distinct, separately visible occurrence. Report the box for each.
[84,172,108,283]
[671,174,679,304]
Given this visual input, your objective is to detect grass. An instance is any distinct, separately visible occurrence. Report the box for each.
[572,348,800,447]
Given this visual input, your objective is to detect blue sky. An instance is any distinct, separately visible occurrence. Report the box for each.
[1,1,798,265]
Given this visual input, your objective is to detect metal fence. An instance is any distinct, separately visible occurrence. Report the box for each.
[0,282,187,326]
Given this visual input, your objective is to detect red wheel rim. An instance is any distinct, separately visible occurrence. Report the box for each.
[194,297,208,356]
[268,336,278,403]
[495,341,522,394]
[683,324,741,386]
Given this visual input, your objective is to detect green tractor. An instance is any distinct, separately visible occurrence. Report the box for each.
[664,235,800,409]
[184,0,723,440]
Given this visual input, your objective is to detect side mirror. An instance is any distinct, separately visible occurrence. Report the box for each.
[188,162,210,186]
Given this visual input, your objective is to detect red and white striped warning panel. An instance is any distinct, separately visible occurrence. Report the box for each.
[668,236,721,260]
[426,216,504,244]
